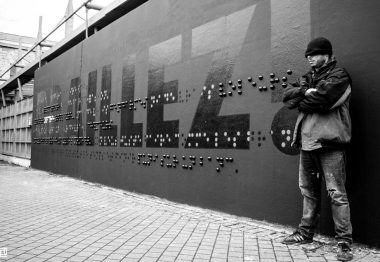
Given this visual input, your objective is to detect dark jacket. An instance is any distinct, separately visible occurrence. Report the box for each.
[283,59,352,150]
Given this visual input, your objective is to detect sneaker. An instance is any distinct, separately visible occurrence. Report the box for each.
[337,242,353,261]
[281,231,313,245]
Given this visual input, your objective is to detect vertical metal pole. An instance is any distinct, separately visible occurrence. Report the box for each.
[37,16,43,68]
[85,7,89,38]
[39,45,42,68]
[17,78,23,101]
[1,90,6,107]
[65,0,74,37]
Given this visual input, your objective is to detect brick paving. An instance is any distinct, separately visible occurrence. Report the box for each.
[0,161,379,262]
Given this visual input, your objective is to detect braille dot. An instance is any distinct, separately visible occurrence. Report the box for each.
[251,82,256,87]
[219,82,224,87]
[228,80,233,85]
[232,85,236,90]
[270,85,275,90]
[238,90,242,95]
[270,73,275,78]
[237,79,242,84]
[216,167,220,172]
[248,77,252,82]
[287,69,293,75]
[281,142,286,148]
[282,77,288,82]
[286,136,291,141]
[282,83,288,88]
[258,75,263,80]
[281,130,285,135]
[287,129,291,135]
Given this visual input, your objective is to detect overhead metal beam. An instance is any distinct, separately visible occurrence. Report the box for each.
[0,0,148,95]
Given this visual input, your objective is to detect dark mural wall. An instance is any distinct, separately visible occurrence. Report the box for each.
[31,0,380,247]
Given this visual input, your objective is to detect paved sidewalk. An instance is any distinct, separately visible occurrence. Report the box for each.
[0,162,379,262]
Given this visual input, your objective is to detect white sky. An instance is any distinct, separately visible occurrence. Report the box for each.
[0,0,115,42]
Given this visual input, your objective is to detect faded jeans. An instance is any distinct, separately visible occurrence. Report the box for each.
[297,149,353,244]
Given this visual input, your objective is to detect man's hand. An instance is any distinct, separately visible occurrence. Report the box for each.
[305,88,317,95]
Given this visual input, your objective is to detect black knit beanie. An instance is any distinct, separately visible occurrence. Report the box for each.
[305,37,333,57]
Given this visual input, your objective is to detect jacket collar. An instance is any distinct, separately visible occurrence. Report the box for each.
[309,58,337,80]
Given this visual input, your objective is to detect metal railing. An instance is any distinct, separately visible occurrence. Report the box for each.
[0,0,102,88]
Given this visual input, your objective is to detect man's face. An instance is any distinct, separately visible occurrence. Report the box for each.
[306,54,328,68]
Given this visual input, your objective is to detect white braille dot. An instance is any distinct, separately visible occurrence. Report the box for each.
[247,137,250,141]
[233,137,236,142]
[281,130,285,135]
[286,136,291,141]
[233,143,236,147]
[195,143,198,147]
[188,143,191,147]
[203,86,207,90]
[287,129,291,135]
[224,132,227,136]
[237,131,240,136]
[247,131,250,135]
[208,95,211,100]
[270,130,273,135]
[208,90,211,95]
[215,132,218,136]
[281,142,286,148]
[206,138,209,142]
[211,84,215,89]
[215,143,218,147]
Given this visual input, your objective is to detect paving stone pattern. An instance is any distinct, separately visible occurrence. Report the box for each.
[0,162,379,262]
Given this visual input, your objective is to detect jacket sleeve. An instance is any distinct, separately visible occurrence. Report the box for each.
[283,77,308,109]
[298,68,351,113]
